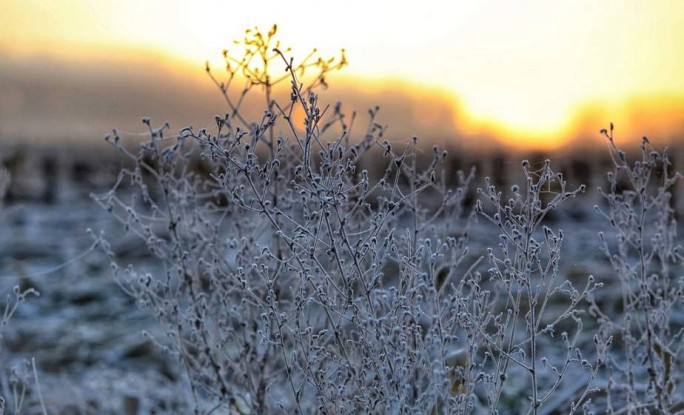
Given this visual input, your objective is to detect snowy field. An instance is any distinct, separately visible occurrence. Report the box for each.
[1,143,683,414]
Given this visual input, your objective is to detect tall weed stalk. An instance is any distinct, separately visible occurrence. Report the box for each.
[0,169,44,415]
[591,125,684,414]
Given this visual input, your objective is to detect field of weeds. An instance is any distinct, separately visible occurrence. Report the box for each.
[1,26,683,415]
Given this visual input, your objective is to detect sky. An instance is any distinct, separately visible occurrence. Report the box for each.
[1,0,683,150]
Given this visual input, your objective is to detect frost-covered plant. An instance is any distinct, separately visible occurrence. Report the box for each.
[471,160,607,414]
[590,125,684,414]
[95,26,684,415]
[94,25,487,414]
[0,169,44,415]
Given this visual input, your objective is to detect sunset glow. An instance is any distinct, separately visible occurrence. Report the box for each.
[2,0,683,149]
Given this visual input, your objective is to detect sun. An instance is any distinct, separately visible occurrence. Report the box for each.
[2,0,684,150]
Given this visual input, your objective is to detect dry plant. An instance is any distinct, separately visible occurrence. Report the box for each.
[589,125,684,414]
[94,26,684,415]
[0,170,45,415]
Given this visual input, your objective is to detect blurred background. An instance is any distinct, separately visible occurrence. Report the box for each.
[2,0,683,153]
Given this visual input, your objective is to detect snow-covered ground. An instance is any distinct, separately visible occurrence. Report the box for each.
[1,147,682,414]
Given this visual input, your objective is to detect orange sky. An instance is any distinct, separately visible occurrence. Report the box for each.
[1,0,684,150]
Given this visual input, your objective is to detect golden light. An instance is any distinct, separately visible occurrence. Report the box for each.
[2,0,683,150]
